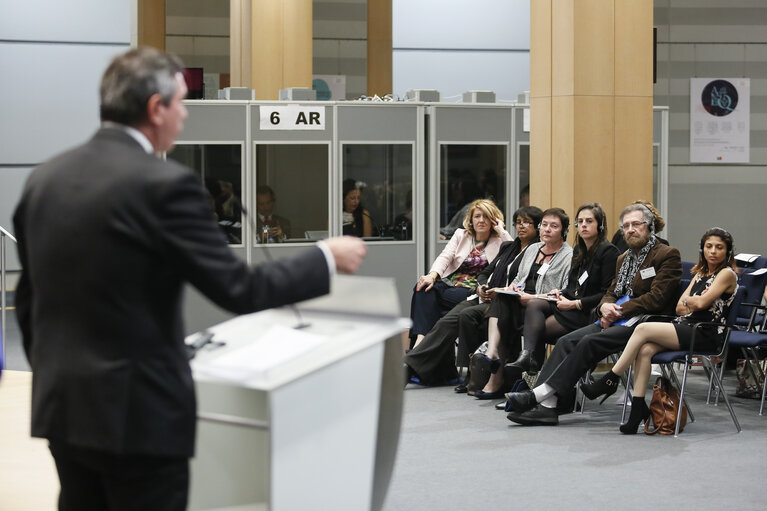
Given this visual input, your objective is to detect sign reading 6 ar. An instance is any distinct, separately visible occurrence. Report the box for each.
[259,105,326,131]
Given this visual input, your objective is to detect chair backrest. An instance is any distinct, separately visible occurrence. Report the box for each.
[735,270,767,326]
[681,261,695,280]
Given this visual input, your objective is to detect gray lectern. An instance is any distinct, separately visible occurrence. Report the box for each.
[187,275,408,511]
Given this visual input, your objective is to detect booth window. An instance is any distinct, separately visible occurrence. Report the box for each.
[518,143,530,209]
[342,144,414,241]
[439,144,506,239]
[167,144,243,244]
[255,144,329,242]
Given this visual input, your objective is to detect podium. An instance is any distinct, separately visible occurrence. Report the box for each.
[187,276,409,511]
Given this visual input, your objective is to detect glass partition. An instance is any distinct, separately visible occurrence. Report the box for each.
[341,144,414,241]
[255,144,329,243]
[167,143,243,244]
[439,144,507,239]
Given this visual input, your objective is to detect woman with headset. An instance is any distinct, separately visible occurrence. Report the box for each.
[504,203,620,374]
[473,207,573,398]
[409,198,512,348]
[581,227,738,434]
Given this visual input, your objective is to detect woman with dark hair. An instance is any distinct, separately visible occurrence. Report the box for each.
[342,178,373,237]
[581,227,738,434]
[474,207,573,398]
[505,203,620,373]
[409,198,512,348]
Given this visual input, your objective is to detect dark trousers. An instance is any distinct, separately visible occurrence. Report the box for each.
[49,441,189,511]
[537,322,639,412]
[486,293,525,360]
[405,298,488,385]
[409,281,473,339]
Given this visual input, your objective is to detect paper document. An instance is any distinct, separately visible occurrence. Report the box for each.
[194,324,327,382]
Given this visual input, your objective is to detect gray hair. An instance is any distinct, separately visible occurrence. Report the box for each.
[619,203,655,232]
[99,48,184,127]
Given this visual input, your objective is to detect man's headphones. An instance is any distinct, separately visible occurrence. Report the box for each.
[699,227,734,261]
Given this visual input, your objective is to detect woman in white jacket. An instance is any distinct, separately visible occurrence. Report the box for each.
[409,199,512,348]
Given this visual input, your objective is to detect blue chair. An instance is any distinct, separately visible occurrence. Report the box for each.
[622,286,745,437]
[681,261,695,280]
[726,302,767,415]
[734,270,767,329]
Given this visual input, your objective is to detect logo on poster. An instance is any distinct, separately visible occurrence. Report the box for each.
[701,80,738,117]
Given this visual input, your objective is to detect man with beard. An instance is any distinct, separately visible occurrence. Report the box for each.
[505,202,681,426]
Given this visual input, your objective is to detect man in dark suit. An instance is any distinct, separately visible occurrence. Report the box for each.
[13,48,366,510]
[256,185,292,242]
[506,203,681,426]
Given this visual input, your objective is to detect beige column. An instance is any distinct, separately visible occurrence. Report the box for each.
[137,0,166,50]
[230,0,312,99]
[530,0,653,228]
[367,0,393,96]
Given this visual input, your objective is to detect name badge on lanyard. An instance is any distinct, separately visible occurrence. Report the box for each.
[537,263,550,276]
[578,271,589,285]
[640,267,656,279]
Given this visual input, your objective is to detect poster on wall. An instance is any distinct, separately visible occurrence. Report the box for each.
[690,78,750,163]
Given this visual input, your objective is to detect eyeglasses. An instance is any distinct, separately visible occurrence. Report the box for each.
[515,220,533,227]
[621,221,647,231]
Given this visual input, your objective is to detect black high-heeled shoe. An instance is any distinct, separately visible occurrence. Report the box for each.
[620,397,651,434]
[580,370,620,404]
[507,350,538,373]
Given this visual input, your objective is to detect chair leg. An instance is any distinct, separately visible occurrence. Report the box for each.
[662,364,695,424]
[713,344,729,406]
[705,356,742,432]
[674,359,692,437]
[621,365,634,424]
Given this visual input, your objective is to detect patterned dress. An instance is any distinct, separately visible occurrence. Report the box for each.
[673,267,737,351]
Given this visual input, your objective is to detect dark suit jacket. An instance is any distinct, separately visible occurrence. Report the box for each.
[13,127,330,458]
[599,241,682,318]
[562,241,620,312]
[478,238,532,290]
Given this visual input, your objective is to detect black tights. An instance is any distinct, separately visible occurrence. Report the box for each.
[522,299,569,355]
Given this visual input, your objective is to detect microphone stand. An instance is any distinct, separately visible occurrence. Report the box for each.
[237,200,311,329]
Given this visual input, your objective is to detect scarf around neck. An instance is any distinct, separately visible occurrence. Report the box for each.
[614,235,656,297]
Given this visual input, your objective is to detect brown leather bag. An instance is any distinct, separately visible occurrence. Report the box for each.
[645,376,687,435]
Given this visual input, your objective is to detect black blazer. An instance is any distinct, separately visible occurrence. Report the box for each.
[13,127,331,458]
[478,239,527,290]
[562,241,621,312]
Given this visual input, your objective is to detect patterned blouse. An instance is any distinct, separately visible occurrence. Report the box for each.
[675,267,737,336]
[447,243,488,289]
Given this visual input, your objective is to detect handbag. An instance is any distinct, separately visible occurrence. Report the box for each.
[645,376,687,435]
[467,353,492,396]
[735,358,766,399]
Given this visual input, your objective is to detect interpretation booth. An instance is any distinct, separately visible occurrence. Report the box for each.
[168,97,668,335]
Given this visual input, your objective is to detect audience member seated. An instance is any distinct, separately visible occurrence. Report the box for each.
[342,178,374,237]
[404,206,543,387]
[409,199,512,348]
[256,185,291,242]
[610,200,669,252]
[580,227,737,433]
[474,207,573,399]
[506,203,619,375]
[505,202,681,425]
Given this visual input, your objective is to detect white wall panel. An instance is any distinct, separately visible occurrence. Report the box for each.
[393,0,529,50]
[0,0,130,43]
[0,43,128,164]
[393,50,529,102]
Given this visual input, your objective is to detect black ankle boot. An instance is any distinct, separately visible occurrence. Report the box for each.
[508,350,538,373]
[620,397,651,434]
[580,370,620,404]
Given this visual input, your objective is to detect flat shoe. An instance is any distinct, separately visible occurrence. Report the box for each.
[507,405,559,426]
[454,383,468,394]
[474,390,505,400]
[504,389,537,413]
[495,400,508,410]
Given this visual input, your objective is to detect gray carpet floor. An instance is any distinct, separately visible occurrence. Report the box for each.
[385,378,767,511]
[5,310,767,510]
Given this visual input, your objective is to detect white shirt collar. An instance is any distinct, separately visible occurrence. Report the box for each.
[101,121,155,155]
